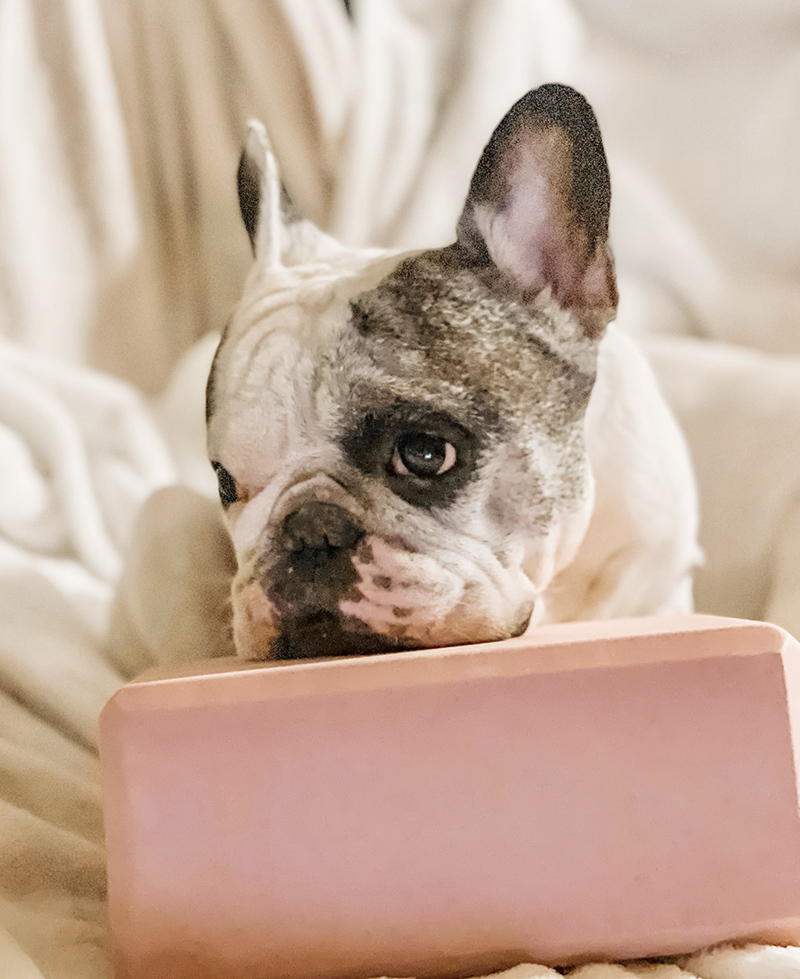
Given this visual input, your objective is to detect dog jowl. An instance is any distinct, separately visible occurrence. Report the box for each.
[206,84,655,660]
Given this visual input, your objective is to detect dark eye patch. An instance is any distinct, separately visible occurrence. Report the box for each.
[341,401,480,508]
[211,462,238,508]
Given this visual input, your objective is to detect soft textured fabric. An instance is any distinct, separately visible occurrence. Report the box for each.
[0,0,799,976]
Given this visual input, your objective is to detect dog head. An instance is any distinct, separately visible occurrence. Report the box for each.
[207,84,617,659]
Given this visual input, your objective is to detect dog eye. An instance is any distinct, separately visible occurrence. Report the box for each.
[211,462,238,507]
[391,434,457,479]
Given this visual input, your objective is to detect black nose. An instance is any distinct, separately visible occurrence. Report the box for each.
[279,502,364,581]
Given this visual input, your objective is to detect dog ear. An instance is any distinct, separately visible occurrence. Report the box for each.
[237,120,283,265]
[237,120,332,267]
[457,84,617,338]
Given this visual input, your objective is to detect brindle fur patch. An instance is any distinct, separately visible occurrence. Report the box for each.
[334,244,594,519]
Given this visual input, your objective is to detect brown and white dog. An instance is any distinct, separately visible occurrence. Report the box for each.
[206,84,699,661]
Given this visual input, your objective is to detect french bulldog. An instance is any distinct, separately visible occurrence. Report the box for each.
[206,83,700,661]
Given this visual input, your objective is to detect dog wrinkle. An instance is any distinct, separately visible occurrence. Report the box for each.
[356,539,374,564]
[338,531,537,646]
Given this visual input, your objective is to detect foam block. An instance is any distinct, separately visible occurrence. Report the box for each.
[99,615,800,979]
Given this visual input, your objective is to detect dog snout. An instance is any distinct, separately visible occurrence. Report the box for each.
[279,502,364,580]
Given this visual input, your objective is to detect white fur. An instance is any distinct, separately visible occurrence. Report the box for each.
[540,325,701,625]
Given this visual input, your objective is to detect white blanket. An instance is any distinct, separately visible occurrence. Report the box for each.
[1,0,800,976]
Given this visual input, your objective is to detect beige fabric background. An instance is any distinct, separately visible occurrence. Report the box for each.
[0,0,799,976]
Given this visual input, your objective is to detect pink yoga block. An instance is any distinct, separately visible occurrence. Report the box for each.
[100,615,800,979]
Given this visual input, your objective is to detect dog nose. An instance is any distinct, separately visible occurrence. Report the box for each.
[280,502,364,579]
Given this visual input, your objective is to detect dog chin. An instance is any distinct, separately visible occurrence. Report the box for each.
[271,610,421,661]
[273,591,535,658]
[233,600,534,661]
